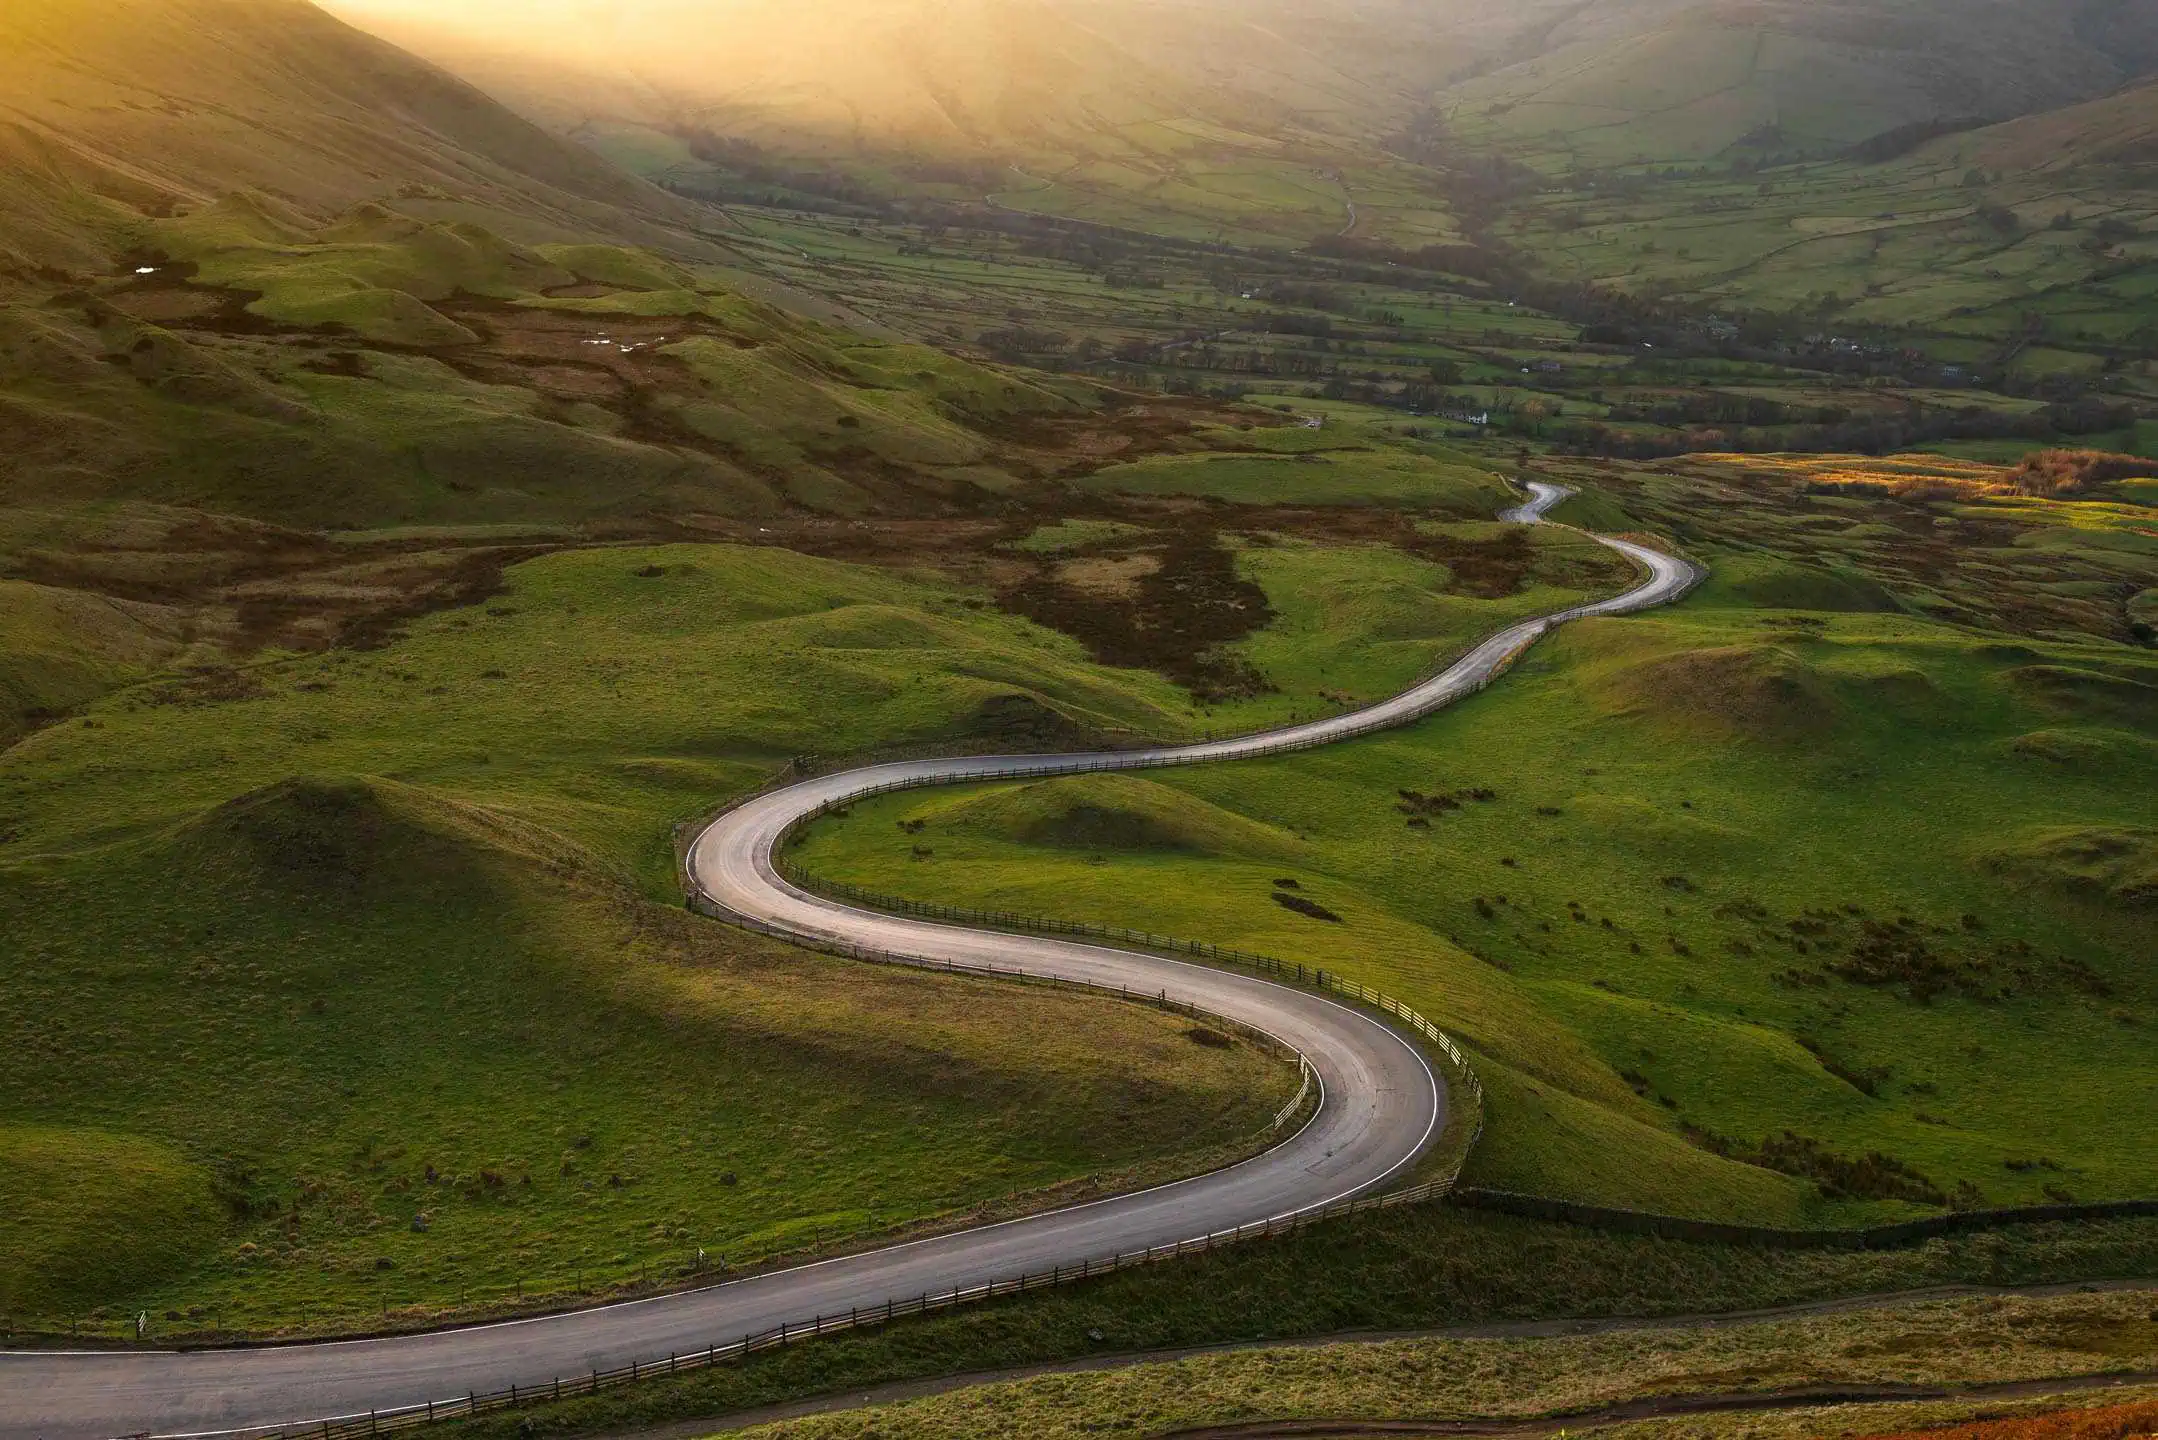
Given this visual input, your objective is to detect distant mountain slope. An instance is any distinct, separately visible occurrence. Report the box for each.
[329,0,1303,161]
[1435,0,2158,168]
[0,0,706,272]
[1959,75,2158,172]
[323,0,1548,249]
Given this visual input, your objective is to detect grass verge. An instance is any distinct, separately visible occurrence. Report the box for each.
[423,1206,2158,1439]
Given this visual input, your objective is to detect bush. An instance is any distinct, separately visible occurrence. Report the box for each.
[2009,449,2158,497]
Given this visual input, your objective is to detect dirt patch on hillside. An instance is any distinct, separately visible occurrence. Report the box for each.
[1401,526,1535,598]
[1000,527,1275,703]
[6,507,554,655]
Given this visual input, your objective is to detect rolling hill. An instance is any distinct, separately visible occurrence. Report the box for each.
[0,0,711,274]
[323,0,1479,159]
[1959,74,2158,172]
[1433,0,2158,169]
[320,0,1540,248]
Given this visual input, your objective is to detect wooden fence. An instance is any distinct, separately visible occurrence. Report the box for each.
[217,1172,1467,1440]
[759,866,1486,1157]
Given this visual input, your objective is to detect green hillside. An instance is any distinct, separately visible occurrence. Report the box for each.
[1491,79,2158,392]
[795,455,2158,1225]
[1435,0,2158,170]
[21,212,1087,513]
[327,0,1494,250]
[7,0,2158,1374]
[0,0,710,274]
[0,541,1310,1332]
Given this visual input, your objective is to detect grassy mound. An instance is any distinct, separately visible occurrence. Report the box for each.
[1724,560,1903,614]
[176,773,562,901]
[1982,826,2158,911]
[0,1123,223,1315]
[916,773,1308,861]
[0,578,187,741]
[2005,727,2158,773]
[2009,665,2158,729]
[1591,642,1841,740]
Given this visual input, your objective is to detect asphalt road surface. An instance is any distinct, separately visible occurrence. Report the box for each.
[1,482,1700,1440]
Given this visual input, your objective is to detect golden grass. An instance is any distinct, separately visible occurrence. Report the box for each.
[721,1289,2158,1439]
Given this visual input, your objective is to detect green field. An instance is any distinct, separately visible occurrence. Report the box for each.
[0,542,1309,1335]
[792,462,2158,1225]
[10,0,2158,1391]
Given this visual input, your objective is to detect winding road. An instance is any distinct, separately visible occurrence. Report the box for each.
[2,483,1699,1440]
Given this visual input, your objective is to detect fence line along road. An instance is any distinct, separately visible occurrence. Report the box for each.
[216,1173,1471,1440]
[2,481,1703,1440]
[760,864,1485,1146]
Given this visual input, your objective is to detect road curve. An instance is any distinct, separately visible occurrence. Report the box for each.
[2,483,1701,1440]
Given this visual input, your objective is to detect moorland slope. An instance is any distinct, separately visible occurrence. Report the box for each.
[0,0,710,274]
[1435,0,2158,168]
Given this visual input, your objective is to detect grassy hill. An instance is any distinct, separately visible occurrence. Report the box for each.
[0,196,1101,530]
[794,454,2158,1225]
[0,0,717,274]
[0,540,1316,1333]
[690,1288,2158,1440]
[1434,0,2158,170]
[1963,76,2158,173]
[1490,76,2158,389]
[325,0,1508,249]
[330,0,1433,157]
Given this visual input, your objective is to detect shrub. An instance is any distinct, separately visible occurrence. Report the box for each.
[2009,449,2158,497]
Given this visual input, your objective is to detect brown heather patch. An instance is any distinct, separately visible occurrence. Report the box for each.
[1855,1397,2158,1440]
